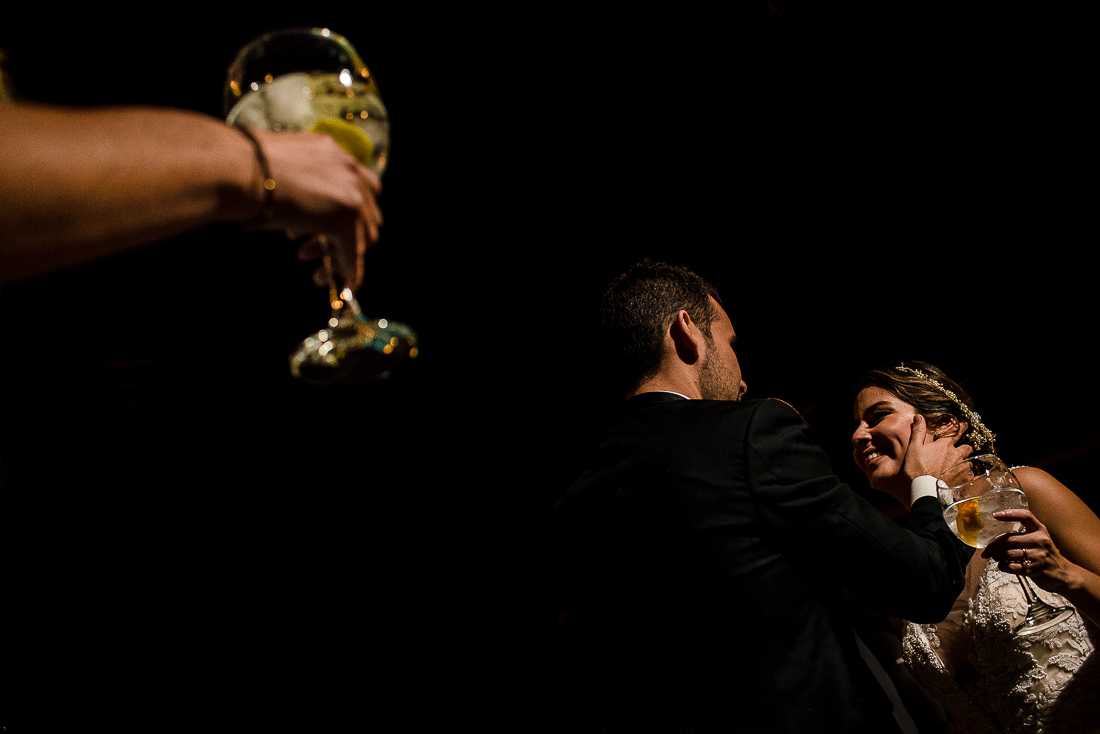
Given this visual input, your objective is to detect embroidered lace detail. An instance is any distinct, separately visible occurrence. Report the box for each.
[902,555,1100,733]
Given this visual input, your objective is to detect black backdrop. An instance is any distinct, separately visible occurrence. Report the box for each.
[1,5,1096,732]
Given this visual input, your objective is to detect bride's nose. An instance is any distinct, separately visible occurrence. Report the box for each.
[851,422,871,446]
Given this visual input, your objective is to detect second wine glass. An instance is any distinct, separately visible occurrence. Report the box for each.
[223,27,417,385]
[939,454,1075,636]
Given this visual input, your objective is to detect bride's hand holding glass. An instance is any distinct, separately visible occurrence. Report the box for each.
[983,509,1080,596]
[939,455,1075,635]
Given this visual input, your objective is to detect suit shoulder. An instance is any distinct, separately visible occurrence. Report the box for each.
[762,398,802,418]
[747,397,805,422]
[699,399,806,440]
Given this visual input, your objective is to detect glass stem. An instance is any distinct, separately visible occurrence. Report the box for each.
[1016,574,1041,605]
[318,236,362,321]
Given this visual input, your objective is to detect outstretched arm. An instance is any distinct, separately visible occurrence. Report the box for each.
[748,399,974,622]
[983,466,1100,626]
[0,102,381,287]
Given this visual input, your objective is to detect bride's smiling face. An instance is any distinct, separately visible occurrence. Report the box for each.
[851,386,919,491]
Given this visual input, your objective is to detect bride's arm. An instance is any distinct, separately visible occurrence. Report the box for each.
[984,466,1100,626]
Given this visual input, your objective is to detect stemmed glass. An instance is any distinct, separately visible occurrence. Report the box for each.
[939,454,1075,635]
[223,27,417,385]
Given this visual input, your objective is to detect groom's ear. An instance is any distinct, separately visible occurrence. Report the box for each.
[668,310,704,366]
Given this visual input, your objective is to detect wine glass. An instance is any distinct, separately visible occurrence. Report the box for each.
[223,27,418,385]
[939,454,1075,635]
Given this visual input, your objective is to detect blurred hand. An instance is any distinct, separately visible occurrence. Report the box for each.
[249,130,382,290]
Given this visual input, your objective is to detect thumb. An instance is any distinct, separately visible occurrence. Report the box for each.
[910,414,928,444]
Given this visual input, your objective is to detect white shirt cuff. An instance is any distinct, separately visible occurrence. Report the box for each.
[910,475,939,507]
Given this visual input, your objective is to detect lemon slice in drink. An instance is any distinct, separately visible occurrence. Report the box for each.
[956,499,984,546]
[312,117,374,166]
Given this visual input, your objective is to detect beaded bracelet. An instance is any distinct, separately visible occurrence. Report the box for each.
[237,126,276,222]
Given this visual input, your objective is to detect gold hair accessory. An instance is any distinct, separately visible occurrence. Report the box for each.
[895,364,996,450]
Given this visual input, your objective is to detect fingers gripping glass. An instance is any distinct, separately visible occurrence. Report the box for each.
[939,454,1075,635]
[224,27,417,384]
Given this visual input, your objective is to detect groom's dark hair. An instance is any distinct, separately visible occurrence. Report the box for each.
[596,259,723,394]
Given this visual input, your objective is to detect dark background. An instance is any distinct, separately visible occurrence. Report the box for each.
[1,5,1095,731]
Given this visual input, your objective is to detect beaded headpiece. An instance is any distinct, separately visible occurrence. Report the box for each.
[895,364,996,451]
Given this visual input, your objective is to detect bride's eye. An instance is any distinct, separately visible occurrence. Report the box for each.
[868,410,891,427]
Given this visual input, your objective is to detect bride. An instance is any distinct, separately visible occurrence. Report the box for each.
[851,361,1100,733]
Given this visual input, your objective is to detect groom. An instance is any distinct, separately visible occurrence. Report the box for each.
[552,260,973,734]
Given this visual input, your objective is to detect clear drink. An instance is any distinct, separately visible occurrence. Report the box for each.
[943,486,1026,548]
[226,72,389,172]
[221,27,416,385]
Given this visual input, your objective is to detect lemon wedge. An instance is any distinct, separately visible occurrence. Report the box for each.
[956,499,984,546]
[312,117,374,166]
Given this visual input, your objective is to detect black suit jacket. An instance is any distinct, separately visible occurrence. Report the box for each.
[553,394,972,733]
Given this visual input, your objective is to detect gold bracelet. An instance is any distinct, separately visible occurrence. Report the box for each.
[237,126,276,222]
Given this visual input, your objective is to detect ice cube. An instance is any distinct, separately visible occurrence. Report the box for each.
[262,73,315,130]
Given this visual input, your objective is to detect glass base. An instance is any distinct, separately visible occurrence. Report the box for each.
[1014,602,1076,636]
[289,316,418,386]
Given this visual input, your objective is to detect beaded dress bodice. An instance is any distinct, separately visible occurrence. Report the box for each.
[902,554,1100,733]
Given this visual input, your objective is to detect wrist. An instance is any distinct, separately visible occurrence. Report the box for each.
[215,124,272,224]
[910,475,939,508]
[236,127,276,224]
[1060,564,1088,596]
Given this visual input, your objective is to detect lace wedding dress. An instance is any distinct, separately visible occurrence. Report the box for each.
[903,554,1100,733]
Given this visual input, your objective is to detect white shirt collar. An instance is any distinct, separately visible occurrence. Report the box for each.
[652,390,690,400]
